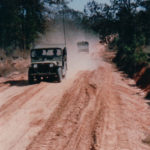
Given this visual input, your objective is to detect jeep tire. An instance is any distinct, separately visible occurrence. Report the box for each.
[57,68,62,82]
[62,63,67,78]
[28,74,34,84]
[36,76,41,83]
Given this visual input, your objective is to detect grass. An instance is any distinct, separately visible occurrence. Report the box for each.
[0,49,30,77]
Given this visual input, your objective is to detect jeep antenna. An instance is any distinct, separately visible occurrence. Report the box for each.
[62,0,67,47]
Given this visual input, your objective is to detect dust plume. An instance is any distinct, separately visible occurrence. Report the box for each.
[34,23,100,78]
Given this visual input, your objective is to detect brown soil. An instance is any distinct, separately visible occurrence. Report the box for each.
[0,43,150,150]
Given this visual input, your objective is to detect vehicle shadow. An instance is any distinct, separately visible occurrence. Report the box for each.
[4,78,60,87]
[128,84,137,87]
[4,80,30,87]
[42,78,60,83]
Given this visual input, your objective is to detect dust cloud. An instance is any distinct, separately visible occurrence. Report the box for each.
[34,23,100,79]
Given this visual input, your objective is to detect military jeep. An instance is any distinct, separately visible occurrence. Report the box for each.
[77,41,89,53]
[28,47,67,83]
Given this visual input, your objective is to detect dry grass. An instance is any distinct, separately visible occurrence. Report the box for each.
[0,49,30,77]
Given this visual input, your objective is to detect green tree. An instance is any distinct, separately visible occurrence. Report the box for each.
[0,0,46,50]
[83,0,150,76]
[84,0,116,42]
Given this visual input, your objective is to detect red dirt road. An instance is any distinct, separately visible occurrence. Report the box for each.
[0,43,150,150]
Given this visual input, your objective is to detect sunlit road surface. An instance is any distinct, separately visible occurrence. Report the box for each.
[0,42,150,150]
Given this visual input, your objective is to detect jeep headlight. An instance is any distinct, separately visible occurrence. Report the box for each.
[49,64,54,67]
[33,64,38,68]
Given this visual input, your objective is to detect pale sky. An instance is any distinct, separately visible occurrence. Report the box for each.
[68,0,110,11]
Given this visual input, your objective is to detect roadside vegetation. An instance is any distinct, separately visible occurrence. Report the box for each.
[1,0,150,84]
[0,0,46,76]
[82,0,150,98]
[0,0,84,76]
[0,0,84,52]
[83,0,150,78]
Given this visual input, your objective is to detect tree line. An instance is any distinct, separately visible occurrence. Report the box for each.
[0,0,73,52]
[1,0,150,77]
[0,0,46,51]
[83,0,150,76]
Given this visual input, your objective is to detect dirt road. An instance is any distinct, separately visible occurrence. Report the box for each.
[0,43,150,150]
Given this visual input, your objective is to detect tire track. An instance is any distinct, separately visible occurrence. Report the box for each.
[0,83,47,120]
[26,72,99,150]
[27,64,150,150]
[0,84,10,93]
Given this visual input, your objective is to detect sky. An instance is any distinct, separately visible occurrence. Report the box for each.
[68,0,110,12]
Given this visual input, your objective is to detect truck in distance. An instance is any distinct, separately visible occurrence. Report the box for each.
[77,41,89,53]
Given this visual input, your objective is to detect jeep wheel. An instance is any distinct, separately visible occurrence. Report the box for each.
[57,68,62,82]
[36,76,41,83]
[62,64,67,78]
[28,75,34,84]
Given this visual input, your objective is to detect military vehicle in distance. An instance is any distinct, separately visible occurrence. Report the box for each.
[28,47,67,83]
[77,41,89,53]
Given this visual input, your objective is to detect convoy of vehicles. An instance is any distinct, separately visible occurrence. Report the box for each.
[28,40,89,84]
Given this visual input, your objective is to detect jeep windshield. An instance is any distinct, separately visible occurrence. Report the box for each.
[31,48,62,62]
